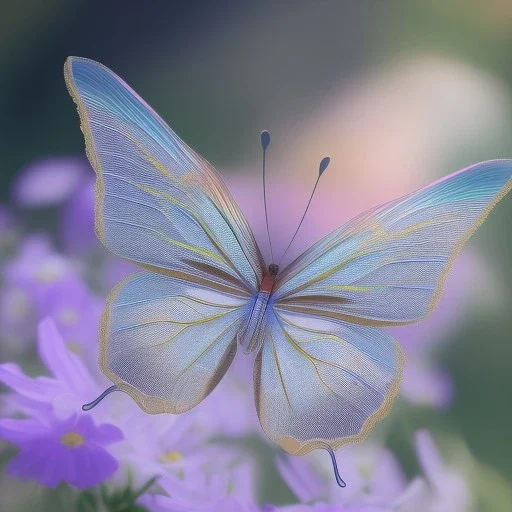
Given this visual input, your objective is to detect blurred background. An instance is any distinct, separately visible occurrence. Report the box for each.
[1,1,512,511]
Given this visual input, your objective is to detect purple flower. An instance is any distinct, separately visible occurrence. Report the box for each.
[276,430,469,511]
[0,414,122,489]
[0,236,62,355]
[138,457,257,512]
[276,443,407,506]
[36,278,103,358]
[12,156,91,208]
[115,394,259,501]
[0,285,38,358]
[415,430,471,511]
[0,235,101,360]
[114,408,214,485]
[11,155,98,254]
[60,177,97,253]
[3,235,78,307]
[0,318,103,420]
[0,318,126,489]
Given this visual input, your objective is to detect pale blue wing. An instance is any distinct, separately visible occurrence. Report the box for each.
[101,271,250,413]
[275,160,512,325]
[65,57,264,296]
[254,308,404,455]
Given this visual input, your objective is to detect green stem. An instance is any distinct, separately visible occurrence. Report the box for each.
[132,475,159,501]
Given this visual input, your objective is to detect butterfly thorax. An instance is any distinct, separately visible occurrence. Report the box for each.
[239,267,278,354]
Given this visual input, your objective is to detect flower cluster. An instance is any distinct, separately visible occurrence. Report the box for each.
[0,156,481,511]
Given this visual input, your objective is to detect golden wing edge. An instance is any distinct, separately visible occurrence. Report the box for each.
[98,271,242,415]
[254,335,406,456]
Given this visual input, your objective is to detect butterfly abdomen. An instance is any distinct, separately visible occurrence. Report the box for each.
[239,273,276,354]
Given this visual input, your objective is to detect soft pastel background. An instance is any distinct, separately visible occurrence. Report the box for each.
[1,1,512,511]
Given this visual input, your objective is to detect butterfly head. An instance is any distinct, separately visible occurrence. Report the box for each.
[268,263,279,276]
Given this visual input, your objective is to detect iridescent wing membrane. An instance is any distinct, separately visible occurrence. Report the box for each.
[255,161,512,454]
[65,57,264,413]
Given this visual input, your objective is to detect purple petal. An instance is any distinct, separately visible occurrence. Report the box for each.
[0,418,48,444]
[390,477,429,510]
[415,430,444,482]
[402,360,454,409]
[276,455,325,502]
[71,444,119,488]
[0,363,61,402]
[2,392,54,420]
[37,318,98,397]
[7,440,61,488]
[93,422,124,445]
[3,235,77,308]
[12,156,90,207]
[57,446,76,486]
[60,179,96,253]
[38,445,64,488]
[70,415,123,446]
[211,497,257,512]
[414,430,471,509]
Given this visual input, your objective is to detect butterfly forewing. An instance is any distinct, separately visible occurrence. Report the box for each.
[274,160,512,325]
[65,57,265,297]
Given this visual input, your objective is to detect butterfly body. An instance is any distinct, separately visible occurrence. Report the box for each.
[65,56,512,469]
[239,270,278,354]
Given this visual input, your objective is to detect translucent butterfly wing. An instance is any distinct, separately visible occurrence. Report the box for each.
[65,57,264,296]
[274,160,512,324]
[255,160,512,454]
[101,271,249,413]
[255,309,404,455]
[65,57,263,412]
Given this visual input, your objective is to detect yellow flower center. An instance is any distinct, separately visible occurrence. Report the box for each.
[358,462,373,480]
[37,261,63,282]
[7,289,30,319]
[159,450,183,463]
[60,432,85,447]
[59,308,79,325]
[67,341,81,354]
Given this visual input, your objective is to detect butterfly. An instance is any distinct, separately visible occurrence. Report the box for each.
[64,56,512,487]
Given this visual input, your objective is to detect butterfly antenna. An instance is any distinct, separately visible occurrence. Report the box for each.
[82,385,120,411]
[278,156,330,265]
[321,443,346,488]
[261,130,275,262]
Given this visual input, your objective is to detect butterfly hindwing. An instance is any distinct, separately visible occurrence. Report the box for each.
[254,309,403,455]
[101,271,249,413]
